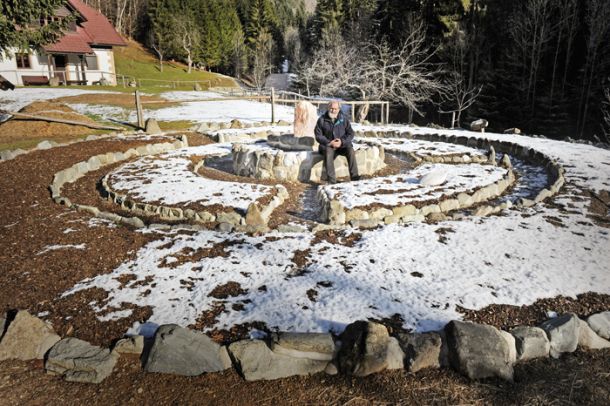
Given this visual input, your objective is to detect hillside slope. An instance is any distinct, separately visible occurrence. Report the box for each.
[114,39,238,89]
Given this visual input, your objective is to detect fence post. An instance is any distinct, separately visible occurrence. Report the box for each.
[386,102,390,124]
[351,102,355,122]
[271,87,276,124]
[135,90,144,129]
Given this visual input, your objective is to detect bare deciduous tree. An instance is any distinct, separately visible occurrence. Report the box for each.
[175,15,200,74]
[441,73,482,128]
[508,0,555,117]
[251,30,274,91]
[577,0,610,138]
[297,19,445,119]
[602,86,610,142]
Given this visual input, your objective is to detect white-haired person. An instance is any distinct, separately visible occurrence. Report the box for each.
[314,101,360,184]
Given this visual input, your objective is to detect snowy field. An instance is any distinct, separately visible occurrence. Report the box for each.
[3,88,609,337]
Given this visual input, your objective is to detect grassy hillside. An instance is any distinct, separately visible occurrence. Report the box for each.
[113,39,238,91]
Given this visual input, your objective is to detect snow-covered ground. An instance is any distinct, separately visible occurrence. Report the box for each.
[322,163,507,209]
[0,88,118,122]
[4,88,609,336]
[108,143,273,211]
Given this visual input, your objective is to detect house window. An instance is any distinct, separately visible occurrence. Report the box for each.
[16,53,31,69]
[85,55,98,70]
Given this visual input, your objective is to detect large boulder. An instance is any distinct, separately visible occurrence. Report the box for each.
[470,119,489,132]
[145,118,162,134]
[510,326,550,361]
[587,312,610,340]
[444,321,514,381]
[539,314,580,358]
[577,319,610,350]
[228,339,328,381]
[337,321,391,376]
[144,324,232,376]
[0,310,60,361]
[270,332,335,361]
[45,338,118,384]
[396,332,443,372]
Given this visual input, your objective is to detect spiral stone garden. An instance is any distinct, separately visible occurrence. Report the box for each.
[0,114,609,390]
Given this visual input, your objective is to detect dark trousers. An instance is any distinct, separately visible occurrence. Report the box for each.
[319,144,359,183]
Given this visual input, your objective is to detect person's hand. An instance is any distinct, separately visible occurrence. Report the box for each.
[330,139,342,149]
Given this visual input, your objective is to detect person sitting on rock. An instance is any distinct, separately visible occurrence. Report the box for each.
[314,101,359,184]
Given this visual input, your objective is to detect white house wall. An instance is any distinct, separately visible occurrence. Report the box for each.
[0,47,119,86]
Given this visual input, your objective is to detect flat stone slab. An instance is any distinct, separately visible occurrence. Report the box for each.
[271,332,335,361]
[511,326,550,361]
[578,319,610,350]
[587,312,610,340]
[46,338,118,384]
[444,321,514,381]
[539,314,580,358]
[145,324,232,376]
[229,339,328,381]
[0,310,60,361]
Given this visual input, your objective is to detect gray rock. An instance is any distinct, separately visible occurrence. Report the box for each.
[444,321,514,381]
[470,119,489,132]
[113,335,144,355]
[338,321,390,377]
[217,222,234,232]
[386,337,405,370]
[396,332,443,372]
[271,332,335,361]
[0,310,60,361]
[539,314,580,358]
[578,319,610,350]
[487,146,496,165]
[46,338,118,384]
[145,118,162,134]
[37,140,55,150]
[145,324,232,376]
[587,312,610,340]
[228,339,327,381]
[511,326,550,361]
[500,154,512,168]
[245,203,266,227]
[120,216,145,228]
[277,224,309,233]
[217,211,242,226]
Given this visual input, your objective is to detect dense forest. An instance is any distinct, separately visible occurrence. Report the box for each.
[6,0,610,140]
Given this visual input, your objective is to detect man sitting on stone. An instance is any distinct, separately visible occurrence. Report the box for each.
[314,101,359,184]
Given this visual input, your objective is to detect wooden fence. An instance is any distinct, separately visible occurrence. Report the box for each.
[134,88,390,128]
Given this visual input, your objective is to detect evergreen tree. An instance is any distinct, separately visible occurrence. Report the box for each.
[0,0,72,56]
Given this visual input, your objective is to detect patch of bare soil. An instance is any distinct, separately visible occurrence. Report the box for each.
[0,349,608,405]
[458,292,610,330]
[54,93,177,109]
[0,101,102,143]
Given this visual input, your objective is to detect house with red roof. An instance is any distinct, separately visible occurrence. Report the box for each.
[0,0,126,86]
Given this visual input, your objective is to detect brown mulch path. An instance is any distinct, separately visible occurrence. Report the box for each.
[1,133,609,404]
[0,137,171,346]
[0,349,608,405]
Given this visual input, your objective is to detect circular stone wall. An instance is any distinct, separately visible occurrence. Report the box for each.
[232,141,386,182]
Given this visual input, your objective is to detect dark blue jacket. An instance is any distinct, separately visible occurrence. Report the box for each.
[314,110,355,148]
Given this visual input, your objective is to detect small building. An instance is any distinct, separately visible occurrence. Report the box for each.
[0,0,126,87]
